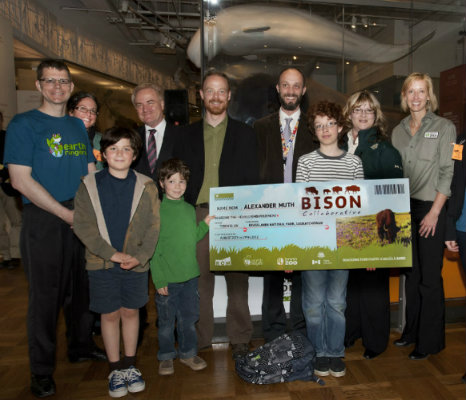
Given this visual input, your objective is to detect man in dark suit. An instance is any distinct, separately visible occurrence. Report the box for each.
[254,67,317,343]
[174,70,259,359]
[131,83,177,342]
[132,83,177,189]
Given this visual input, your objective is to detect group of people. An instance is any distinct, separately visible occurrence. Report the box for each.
[2,58,463,399]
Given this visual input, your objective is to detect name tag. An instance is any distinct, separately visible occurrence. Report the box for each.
[424,131,438,139]
[452,144,463,161]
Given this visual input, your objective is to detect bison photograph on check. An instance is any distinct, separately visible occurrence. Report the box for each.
[376,209,400,244]
[336,210,410,251]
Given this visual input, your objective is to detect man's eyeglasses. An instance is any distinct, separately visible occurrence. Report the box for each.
[352,108,375,115]
[75,106,98,116]
[314,121,338,131]
[39,78,71,86]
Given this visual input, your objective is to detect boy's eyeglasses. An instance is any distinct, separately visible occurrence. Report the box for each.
[352,108,375,115]
[75,106,98,116]
[314,121,338,131]
[39,78,71,86]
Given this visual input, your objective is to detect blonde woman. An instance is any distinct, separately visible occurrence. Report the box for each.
[342,91,403,359]
[392,73,456,360]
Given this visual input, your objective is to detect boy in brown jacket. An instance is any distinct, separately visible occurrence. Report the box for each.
[74,126,160,398]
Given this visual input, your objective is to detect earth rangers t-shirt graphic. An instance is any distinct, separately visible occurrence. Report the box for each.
[47,133,63,157]
[47,133,88,158]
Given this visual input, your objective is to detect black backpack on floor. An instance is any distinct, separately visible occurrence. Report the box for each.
[235,332,324,385]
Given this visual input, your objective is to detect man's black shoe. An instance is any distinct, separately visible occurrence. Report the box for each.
[68,346,107,363]
[363,349,381,359]
[231,343,249,360]
[31,375,55,398]
[393,338,414,347]
[408,350,428,360]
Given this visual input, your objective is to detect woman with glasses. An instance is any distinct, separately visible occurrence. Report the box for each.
[392,73,456,360]
[341,91,403,360]
[67,92,103,170]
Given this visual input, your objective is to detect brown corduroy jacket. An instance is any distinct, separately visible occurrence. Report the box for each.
[74,170,160,272]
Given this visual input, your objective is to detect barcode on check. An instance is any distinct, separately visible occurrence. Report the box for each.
[374,184,405,195]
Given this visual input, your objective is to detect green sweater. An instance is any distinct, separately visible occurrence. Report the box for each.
[150,195,209,289]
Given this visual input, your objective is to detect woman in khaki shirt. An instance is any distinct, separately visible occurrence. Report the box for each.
[392,72,456,360]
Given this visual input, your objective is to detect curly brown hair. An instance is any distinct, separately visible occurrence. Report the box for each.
[307,101,345,141]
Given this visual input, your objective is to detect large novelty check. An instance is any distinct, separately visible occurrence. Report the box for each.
[209,179,412,271]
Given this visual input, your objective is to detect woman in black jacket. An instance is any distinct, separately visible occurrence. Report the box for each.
[342,90,403,359]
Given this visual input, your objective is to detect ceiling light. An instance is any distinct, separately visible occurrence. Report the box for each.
[351,16,357,30]
[293,56,297,60]
[316,62,320,70]
[361,17,368,28]
[346,61,350,65]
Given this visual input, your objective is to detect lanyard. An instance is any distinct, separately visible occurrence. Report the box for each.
[280,118,299,160]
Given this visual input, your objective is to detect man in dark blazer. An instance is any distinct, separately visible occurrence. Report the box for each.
[254,67,317,343]
[174,70,259,359]
[132,83,177,190]
[131,83,178,343]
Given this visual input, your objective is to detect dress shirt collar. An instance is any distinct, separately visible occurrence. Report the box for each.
[145,118,166,136]
[279,108,301,125]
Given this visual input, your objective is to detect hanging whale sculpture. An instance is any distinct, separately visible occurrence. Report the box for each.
[187,4,435,68]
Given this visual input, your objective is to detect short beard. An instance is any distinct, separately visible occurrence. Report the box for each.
[205,101,227,115]
[279,94,302,111]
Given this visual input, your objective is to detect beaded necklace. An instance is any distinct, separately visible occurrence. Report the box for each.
[280,117,299,161]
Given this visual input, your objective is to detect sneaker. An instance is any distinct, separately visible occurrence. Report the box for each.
[329,357,346,377]
[159,359,174,376]
[180,355,207,371]
[314,357,330,376]
[124,366,145,393]
[108,370,127,398]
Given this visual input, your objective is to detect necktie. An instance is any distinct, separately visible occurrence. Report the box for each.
[283,118,293,183]
[147,129,157,174]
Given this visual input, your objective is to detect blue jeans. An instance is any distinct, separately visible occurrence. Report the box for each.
[155,277,199,360]
[302,269,349,357]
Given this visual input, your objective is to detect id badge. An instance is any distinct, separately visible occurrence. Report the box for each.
[424,131,439,139]
[452,144,463,161]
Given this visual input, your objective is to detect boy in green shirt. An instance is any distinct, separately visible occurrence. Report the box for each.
[150,158,213,376]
